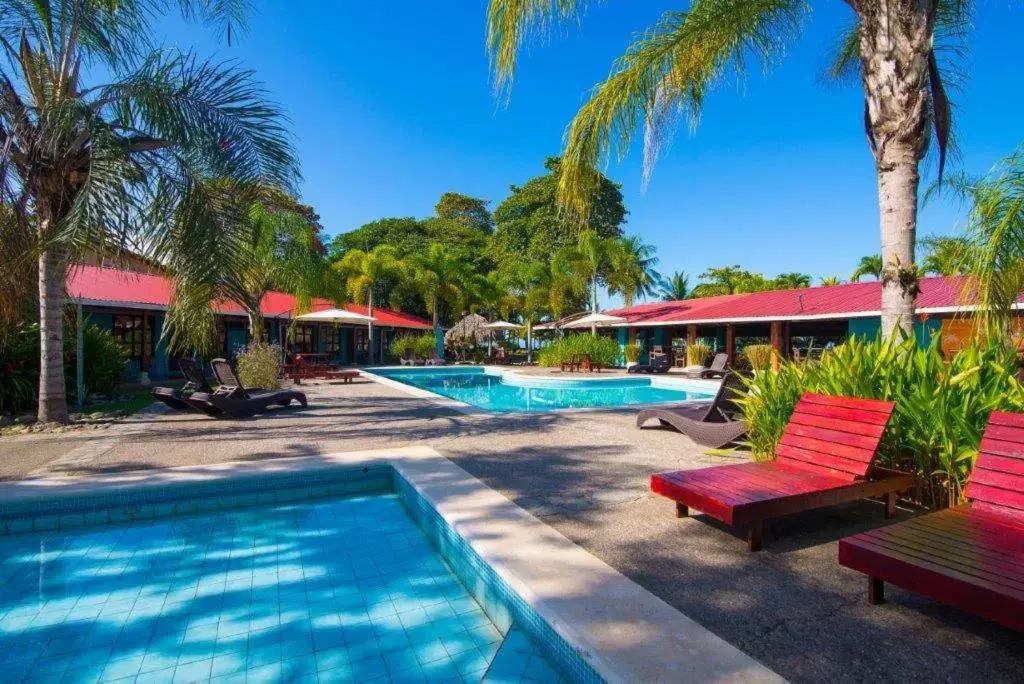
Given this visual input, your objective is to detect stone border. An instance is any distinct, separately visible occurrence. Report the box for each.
[0,446,782,683]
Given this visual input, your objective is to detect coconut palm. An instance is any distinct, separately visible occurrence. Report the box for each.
[919,235,974,276]
[655,271,690,301]
[162,182,331,355]
[608,235,659,307]
[851,254,885,282]
[773,272,811,290]
[408,243,473,356]
[486,0,969,337]
[333,245,407,364]
[560,229,622,333]
[819,275,844,287]
[0,0,294,422]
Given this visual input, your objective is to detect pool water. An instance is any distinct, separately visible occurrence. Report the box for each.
[0,493,564,683]
[375,367,714,412]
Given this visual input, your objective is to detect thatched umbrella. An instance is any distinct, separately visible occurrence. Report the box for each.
[444,313,490,346]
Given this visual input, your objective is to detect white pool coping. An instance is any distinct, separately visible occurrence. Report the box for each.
[360,366,721,416]
[0,446,782,683]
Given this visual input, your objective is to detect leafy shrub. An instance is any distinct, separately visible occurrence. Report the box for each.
[391,335,415,359]
[65,323,129,398]
[623,341,643,363]
[686,341,712,367]
[743,344,775,371]
[538,334,621,368]
[235,342,282,390]
[738,333,1024,508]
[412,333,437,360]
[0,322,39,413]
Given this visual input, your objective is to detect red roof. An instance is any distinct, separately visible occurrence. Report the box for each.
[66,265,432,329]
[606,276,1013,326]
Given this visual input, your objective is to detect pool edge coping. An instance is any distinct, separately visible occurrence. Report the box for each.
[0,446,782,684]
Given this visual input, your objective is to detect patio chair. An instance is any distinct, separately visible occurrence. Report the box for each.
[838,411,1024,631]
[636,373,748,448]
[151,358,213,411]
[169,357,226,416]
[650,393,915,551]
[195,358,307,418]
[681,352,729,379]
[627,354,672,374]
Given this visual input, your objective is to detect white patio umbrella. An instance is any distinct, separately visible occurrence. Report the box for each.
[562,312,626,331]
[482,320,521,330]
[294,308,375,323]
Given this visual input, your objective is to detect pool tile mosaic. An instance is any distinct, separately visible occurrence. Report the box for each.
[0,492,564,683]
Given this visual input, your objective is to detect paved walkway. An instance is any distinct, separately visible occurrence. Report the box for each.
[2,378,1021,682]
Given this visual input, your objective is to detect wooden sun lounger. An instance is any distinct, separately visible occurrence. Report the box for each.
[171,357,223,416]
[650,393,915,551]
[199,358,307,418]
[838,411,1024,630]
[637,373,747,448]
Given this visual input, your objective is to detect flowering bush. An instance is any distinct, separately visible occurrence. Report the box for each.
[235,342,282,390]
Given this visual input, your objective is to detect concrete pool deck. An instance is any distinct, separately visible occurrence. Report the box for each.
[1,377,1022,682]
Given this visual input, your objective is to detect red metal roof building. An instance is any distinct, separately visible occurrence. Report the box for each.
[67,265,431,378]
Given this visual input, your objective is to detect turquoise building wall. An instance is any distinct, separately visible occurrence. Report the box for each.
[847,316,941,345]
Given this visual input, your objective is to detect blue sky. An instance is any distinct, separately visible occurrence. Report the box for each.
[161,2,1023,301]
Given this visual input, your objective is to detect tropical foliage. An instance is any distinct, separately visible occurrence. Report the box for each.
[234,342,283,390]
[738,334,1024,508]
[537,334,621,369]
[685,341,712,367]
[656,271,690,301]
[919,236,975,276]
[391,333,438,361]
[742,344,775,371]
[0,0,295,422]
[850,255,884,282]
[333,245,406,364]
[690,266,811,298]
[484,0,967,339]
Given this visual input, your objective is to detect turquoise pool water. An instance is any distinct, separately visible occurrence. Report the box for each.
[0,492,565,683]
[375,367,714,412]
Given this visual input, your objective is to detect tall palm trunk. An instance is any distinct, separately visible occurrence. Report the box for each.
[590,271,599,335]
[432,296,442,358]
[367,291,374,365]
[37,242,68,423]
[858,0,932,337]
[247,310,265,344]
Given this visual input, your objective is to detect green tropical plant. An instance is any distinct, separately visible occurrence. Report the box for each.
[0,0,294,422]
[608,235,659,307]
[655,271,690,301]
[624,341,643,364]
[686,341,712,367]
[538,334,621,368]
[851,254,884,282]
[919,235,975,276]
[819,275,844,287]
[407,243,474,355]
[234,342,283,390]
[334,245,407,364]
[412,333,438,360]
[773,272,811,290]
[390,335,416,360]
[486,0,969,339]
[559,229,624,332]
[0,322,40,414]
[738,334,1024,507]
[163,183,331,355]
[743,344,775,371]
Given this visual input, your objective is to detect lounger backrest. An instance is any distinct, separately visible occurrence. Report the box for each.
[178,358,212,392]
[211,358,245,392]
[709,353,728,371]
[966,411,1024,519]
[775,393,894,482]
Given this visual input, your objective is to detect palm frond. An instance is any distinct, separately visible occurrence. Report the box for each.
[557,0,808,219]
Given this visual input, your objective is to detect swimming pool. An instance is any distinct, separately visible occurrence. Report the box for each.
[372,367,715,412]
[0,469,573,683]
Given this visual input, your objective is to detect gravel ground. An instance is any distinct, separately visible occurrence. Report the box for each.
[2,376,1021,682]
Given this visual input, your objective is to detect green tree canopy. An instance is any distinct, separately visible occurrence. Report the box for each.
[690,266,811,298]
[490,157,626,269]
[435,193,493,233]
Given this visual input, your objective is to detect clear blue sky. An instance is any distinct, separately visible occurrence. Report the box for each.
[160,2,1023,302]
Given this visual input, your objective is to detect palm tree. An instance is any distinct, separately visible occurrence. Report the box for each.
[920,235,974,276]
[772,272,811,290]
[0,0,294,422]
[561,229,621,333]
[486,0,967,338]
[409,243,473,356]
[656,271,690,301]
[608,235,659,307]
[333,245,406,364]
[851,255,885,282]
[162,182,331,354]
[819,275,844,287]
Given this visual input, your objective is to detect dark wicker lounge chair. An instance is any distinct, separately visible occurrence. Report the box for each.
[198,358,307,418]
[839,411,1024,630]
[636,373,748,447]
[650,393,915,551]
[627,354,671,375]
[173,357,224,416]
[682,352,729,379]
[151,358,213,411]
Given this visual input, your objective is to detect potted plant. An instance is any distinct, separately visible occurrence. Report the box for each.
[624,341,643,369]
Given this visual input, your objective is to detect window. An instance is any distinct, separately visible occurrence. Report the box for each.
[112,314,151,362]
[355,328,368,352]
[294,325,315,354]
[324,327,339,355]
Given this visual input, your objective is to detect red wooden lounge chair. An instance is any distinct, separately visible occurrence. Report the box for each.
[650,393,915,551]
[838,411,1024,631]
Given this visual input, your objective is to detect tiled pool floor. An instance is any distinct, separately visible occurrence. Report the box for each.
[0,494,564,683]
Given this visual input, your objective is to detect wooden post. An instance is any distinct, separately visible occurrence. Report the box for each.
[725,324,735,362]
[76,300,85,410]
[770,321,782,371]
[142,310,150,372]
[687,325,697,346]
